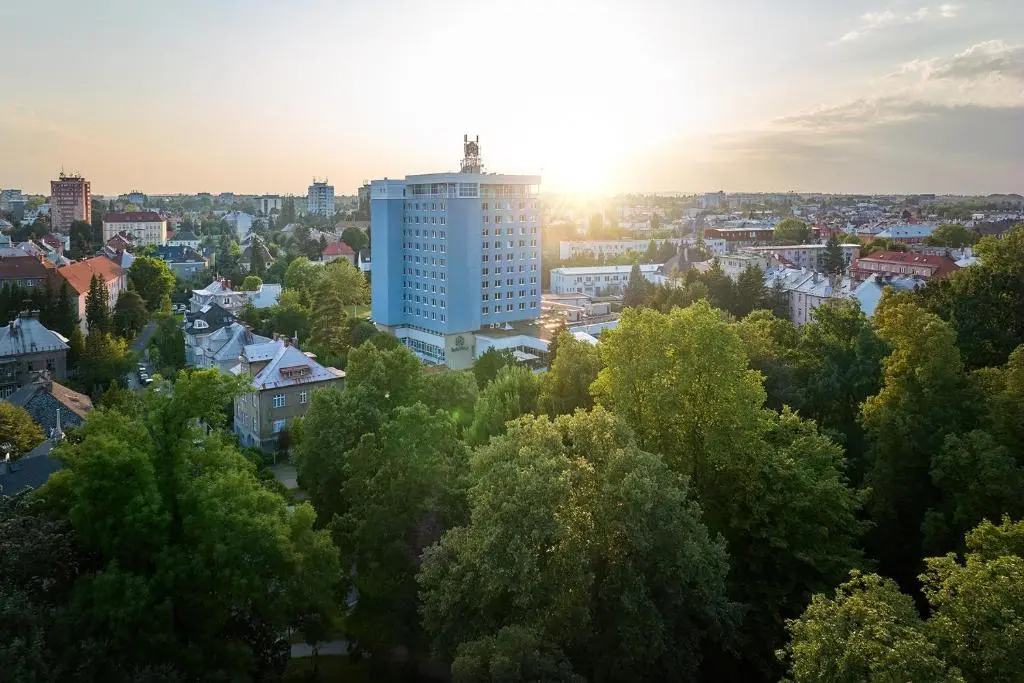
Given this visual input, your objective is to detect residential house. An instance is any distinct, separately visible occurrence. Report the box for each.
[56,256,127,334]
[719,253,769,280]
[852,250,959,283]
[873,223,937,245]
[101,211,168,246]
[852,275,926,317]
[763,267,854,327]
[7,373,93,434]
[167,229,200,249]
[0,312,70,397]
[0,449,64,494]
[156,245,208,280]
[190,278,248,315]
[0,255,52,290]
[231,338,345,451]
[321,240,355,265]
[744,243,861,271]
[183,302,270,372]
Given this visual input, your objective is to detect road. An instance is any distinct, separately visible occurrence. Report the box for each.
[124,321,157,392]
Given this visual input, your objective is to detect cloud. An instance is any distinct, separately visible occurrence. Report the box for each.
[833,5,957,44]
[928,39,1024,81]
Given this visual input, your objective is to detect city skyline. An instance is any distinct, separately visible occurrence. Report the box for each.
[2,0,1022,196]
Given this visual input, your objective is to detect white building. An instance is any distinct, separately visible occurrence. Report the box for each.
[763,268,854,327]
[258,195,282,215]
[744,243,861,271]
[699,191,726,210]
[307,180,334,217]
[719,253,770,280]
[101,211,167,246]
[166,230,200,249]
[550,264,663,296]
[223,211,253,240]
[558,238,682,260]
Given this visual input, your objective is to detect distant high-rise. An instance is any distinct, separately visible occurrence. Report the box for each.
[307,180,334,217]
[370,136,541,369]
[50,173,91,233]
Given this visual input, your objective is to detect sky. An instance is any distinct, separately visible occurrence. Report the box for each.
[1,0,1022,196]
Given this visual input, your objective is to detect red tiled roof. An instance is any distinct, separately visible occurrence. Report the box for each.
[322,241,355,256]
[102,211,163,223]
[0,256,52,280]
[40,234,64,251]
[56,256,125,294]
[857,250,960,278]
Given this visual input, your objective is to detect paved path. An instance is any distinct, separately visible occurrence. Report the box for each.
[130,320,157,353]
[290,640,351,657]
[271,463,299,490]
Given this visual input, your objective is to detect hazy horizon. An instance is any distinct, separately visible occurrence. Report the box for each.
[2,0,1022,197]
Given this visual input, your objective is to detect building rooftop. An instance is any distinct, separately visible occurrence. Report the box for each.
[551,264,663,276]
[102,211,163,223]
[0,452,63,495]
[245,283,282,309]
[875,224,937,239]
[236,339,344,390]
[184,302,235,335]
[853,275,926,317]
[7,376,93,433]
[0,313,69,357]
[0,255,52,280]
[322,241,355,257]
[56,256,124,294]
[858,250,960,277]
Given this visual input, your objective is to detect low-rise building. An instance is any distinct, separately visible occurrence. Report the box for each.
[0,312,70,398]
[166,229,200,249]
[852,250,959,282]
[719,253,770,280]
[190,278,248,315]
[56,256,127,334]
[763,268,854,327]
[7,373,92,434]
[184,302,271,373]
[231,338,345,451]
[0,255,52,290]
[557,238,682,261]
[744,243,861,271]
[101,211,168,246]
[874,223,936,245]
[550,264,663,296]
[321,240,355,265]
[156,245,208,280]
[852,275,926,317]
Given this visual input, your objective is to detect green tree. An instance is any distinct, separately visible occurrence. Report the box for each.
[128,256,176,312]
[341,226,369,253]
[422,370,479,429]
[111,290,148,339]
[926,223,978,248]
[37,371,339,681]
[467,365,540,446]
[546,319,568,369]
[84,275,110,334]
[733,265,765,317]
[240,275,262,291]
[68,220,93,258]
[337,404,469,652]
[821,234,846,275]
[701,259,736,313]
[0,402,46,457]
[148,313,185,378]
[419,409,735,682]
[98,380,142,418]
[345,342,426,412]
[248,238,267,277]
[309,275,347,357]
[773,218,812,245]
[781,571,964,683]
[861,298,980,582]
[622,262,649,308]
[539,331,601,416]
[472,347,515,388]
[452,625,584,683]
[77,332,133,395]
[283,256,323,306]
[268,290,311,345]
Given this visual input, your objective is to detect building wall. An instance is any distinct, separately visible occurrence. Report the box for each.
[0,350,68,397]
[234,379,343,451]
[307,184,334,216]
[102,219,167,246]
[369,182,406,326]
[558,238,681,260]
[49,177,91,233]
[550,266,661,295]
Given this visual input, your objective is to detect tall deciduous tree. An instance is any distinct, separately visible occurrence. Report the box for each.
[472,347,515,388]
[77,332,133,395]
[0,402,46,457]
[36,371,339,681]
[111,290,148,339]
[540,331,601,416]
[128,256,176,312]
[419,409,735,683]
[341,226,369,253]
[467,365,540,446]
[773,218,811,245]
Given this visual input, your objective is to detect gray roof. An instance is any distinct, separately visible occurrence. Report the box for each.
[0,315,69,357]
[853,275,925,317]
[6,380,92,434]
[183,302,235,335]
[763,267,854,298]
[245,283,282,309]
[237,339,344,390]
[0,452,63,494]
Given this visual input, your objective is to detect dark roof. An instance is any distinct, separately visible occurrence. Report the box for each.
[7,380,92,433]
[0,256,51,281]
[184,301,236,335]
[171,230,199,241]
[156,245,206,263]
[102,211,163,223]
[0,453,63,494]
[858,250,960,278]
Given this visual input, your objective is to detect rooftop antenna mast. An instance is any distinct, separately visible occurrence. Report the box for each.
[460,135,482,174]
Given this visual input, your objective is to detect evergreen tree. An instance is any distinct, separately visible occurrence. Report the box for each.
[84,275,110,334]
[822,234,846,275]
[623,262,649,308]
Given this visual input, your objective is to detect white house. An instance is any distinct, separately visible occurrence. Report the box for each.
[101,211,167,246]
[763,267,854,327]
[550,264,663,296]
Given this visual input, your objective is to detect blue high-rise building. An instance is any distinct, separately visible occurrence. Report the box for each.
[370,137,541,368]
